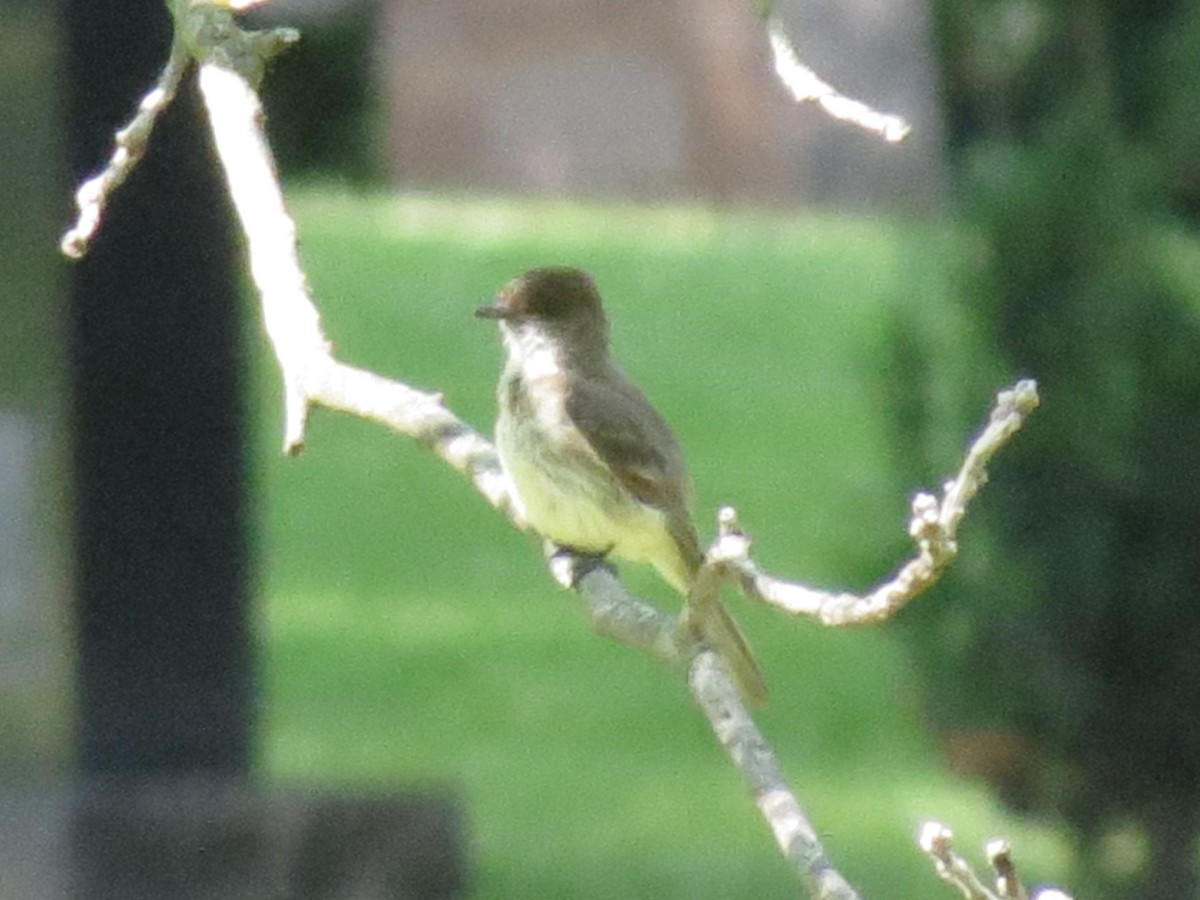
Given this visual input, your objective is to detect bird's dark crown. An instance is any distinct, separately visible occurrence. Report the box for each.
[483,267,605,323]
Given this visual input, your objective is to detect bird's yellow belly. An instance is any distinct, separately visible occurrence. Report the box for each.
[498,411,676,569]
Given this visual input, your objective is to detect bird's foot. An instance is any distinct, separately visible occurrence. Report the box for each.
[544,542,616,589]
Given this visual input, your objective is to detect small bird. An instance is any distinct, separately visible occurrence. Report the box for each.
[476,267,767,705]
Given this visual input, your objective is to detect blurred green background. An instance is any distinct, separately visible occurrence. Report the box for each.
[253,189,1068,898]
[5,0,1200,896]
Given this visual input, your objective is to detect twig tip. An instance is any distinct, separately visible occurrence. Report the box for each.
[918,820,952,853]
[1002,379,1040,417]
[61,231,89,260]
[985,838,1011,862]
[881,119,913,143]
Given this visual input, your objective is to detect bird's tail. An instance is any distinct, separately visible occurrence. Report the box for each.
[683,592,768,707]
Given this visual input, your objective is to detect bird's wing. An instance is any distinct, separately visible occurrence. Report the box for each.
[564,366,702,567]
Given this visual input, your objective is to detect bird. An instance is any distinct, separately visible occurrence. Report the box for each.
[476,267,766,705]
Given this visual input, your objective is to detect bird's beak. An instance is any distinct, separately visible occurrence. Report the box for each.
[474,301,510,320]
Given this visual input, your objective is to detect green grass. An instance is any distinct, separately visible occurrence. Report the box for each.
[252,188,1071,898]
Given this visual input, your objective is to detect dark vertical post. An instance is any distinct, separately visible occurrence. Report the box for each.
[61,9,465,898]
[65,0,253,777]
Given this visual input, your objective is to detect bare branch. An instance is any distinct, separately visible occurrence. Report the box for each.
[69,11,1039,898]
[554,555,861,899]
[920,823,1073,900]
[714,380,1039,625]
[196,56,869,891]
[987,839,1028,900]
[920,822,1003,900]
[61,38,190,259]
[549,554,689,663]
[199,60,517,515]
[692,651,862,900]
[195,29,1037,897]
[765,17,911,143]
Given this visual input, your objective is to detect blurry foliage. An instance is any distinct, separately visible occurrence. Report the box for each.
[893,0,1200,897]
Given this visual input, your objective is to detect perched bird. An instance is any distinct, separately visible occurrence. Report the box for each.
[476,267,766,705]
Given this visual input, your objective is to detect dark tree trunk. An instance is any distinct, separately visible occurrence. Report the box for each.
[65,0,253,779]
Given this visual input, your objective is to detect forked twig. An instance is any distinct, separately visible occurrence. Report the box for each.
[60,8,1038,898]
[761,12,910,142]
[702,381,1039,625]
[919,822,1073,900]
[61,39,189,258]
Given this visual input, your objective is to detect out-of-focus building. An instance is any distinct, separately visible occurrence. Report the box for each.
[373,0,943,209]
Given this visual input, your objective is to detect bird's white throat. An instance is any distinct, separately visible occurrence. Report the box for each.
[500,321,564,381]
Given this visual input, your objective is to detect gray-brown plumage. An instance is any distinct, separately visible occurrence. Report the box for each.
[476,267,767,705]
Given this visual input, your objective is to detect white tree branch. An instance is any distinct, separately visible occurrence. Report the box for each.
[61,37,190,259]
[554,556,861,899]
[195,60,517,515]
[61,9,1039,900]
[691,651,862,900]
[194,45,870,896]
[764,16,911,143]
[705,381,1039,626]
[986,838,1030,900]
[919,823,1073,900]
